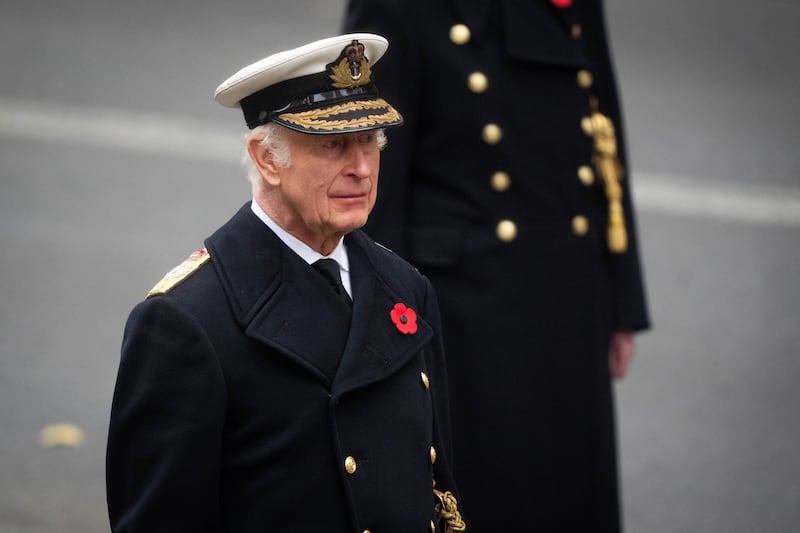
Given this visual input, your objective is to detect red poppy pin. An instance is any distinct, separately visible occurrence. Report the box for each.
[390,303,418,335]
[550,0,572,7]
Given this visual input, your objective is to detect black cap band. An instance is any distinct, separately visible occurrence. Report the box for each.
[240,71,379,129]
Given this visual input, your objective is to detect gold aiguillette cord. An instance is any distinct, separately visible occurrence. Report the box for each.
[586,97,628,253]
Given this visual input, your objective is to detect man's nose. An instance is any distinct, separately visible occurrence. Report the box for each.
[346,143,373,178]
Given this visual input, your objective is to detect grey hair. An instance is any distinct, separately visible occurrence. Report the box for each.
[242,124,389,187]
[242,123,292,187]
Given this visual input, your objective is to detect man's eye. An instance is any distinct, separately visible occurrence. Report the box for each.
[323,139,343,149]
[358,133,375,144]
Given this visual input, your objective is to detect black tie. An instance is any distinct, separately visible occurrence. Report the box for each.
[312,258,352,306]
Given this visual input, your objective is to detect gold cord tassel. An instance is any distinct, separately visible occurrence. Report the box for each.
[434,488,467,533]
[588,98,628,253]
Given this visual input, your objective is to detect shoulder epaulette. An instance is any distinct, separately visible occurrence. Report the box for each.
[146,248,211,298]
[373,240,420,273]
[373,241,394,253]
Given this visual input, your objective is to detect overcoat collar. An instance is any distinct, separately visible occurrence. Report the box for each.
[204,204,432,396]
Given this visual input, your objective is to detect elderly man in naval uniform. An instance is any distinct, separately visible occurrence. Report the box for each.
[106,33,466,533]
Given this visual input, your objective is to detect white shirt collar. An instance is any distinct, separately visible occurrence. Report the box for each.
[250,199,352,294]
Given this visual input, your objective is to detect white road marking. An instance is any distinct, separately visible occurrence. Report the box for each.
[634,174,800,228]
[0,96,241,162]
[1,97,799,229]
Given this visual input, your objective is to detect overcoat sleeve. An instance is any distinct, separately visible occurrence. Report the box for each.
[586,0,650,331]
[106,296,226,532]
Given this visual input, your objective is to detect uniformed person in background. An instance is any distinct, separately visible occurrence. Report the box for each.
[344,1,651,531]
[106,33,466,533]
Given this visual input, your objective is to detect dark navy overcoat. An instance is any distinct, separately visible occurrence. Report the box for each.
[107,204,462,533]
[344,0,651,531]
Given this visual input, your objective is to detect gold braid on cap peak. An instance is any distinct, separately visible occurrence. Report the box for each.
[434,488,466,533]
[278,99,401,131]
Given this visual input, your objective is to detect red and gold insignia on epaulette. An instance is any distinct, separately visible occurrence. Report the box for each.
[146,248,210,298]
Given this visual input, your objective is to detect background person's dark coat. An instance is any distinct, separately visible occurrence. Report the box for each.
[106,204,460,533]
[344,0,651,530]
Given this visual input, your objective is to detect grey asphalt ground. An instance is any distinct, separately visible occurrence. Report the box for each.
[1,1,798,532]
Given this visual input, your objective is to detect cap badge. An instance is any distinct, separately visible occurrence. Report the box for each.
[329,40,372,89]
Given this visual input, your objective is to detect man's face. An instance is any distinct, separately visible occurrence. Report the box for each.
[271,129,381,247]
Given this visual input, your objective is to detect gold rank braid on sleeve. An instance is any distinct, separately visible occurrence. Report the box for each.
[434,489,466,533]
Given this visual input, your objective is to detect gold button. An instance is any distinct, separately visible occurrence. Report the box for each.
[578,165,595,186]
[577,69,593,89]
[431,520,436,532]
[491,171,511,192]
[421,371,430,389]
[344,456,357,474]
[581,116,594,136]
[496,220,517,242]
[430,446,437,464]
[467,71,489,93]
[571,24,583,39]
[482,123,503,145]
[364,530,371,533]
[450,24,471,45]
[572,215,589,236]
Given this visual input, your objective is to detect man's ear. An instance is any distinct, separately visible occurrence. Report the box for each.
[247,136,281,186]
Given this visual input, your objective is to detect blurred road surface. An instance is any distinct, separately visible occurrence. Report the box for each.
[0,1,798,532]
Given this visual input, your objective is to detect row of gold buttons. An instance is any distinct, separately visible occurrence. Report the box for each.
[343,372,436,533]
[450,23,593,243]
[495,216,589,241]
[344,444,437,474]
[451,25,516,243]
[573,20,595,237]
[577,161,595,235]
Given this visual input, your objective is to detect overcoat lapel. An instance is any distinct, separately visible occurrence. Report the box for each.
[205,204,350,385]
[244,254,352,384]
[332,232,433,397]
[501,0,587,67]
[205,205,432,392]
[540,0,579,30]
[446,0,586,67]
